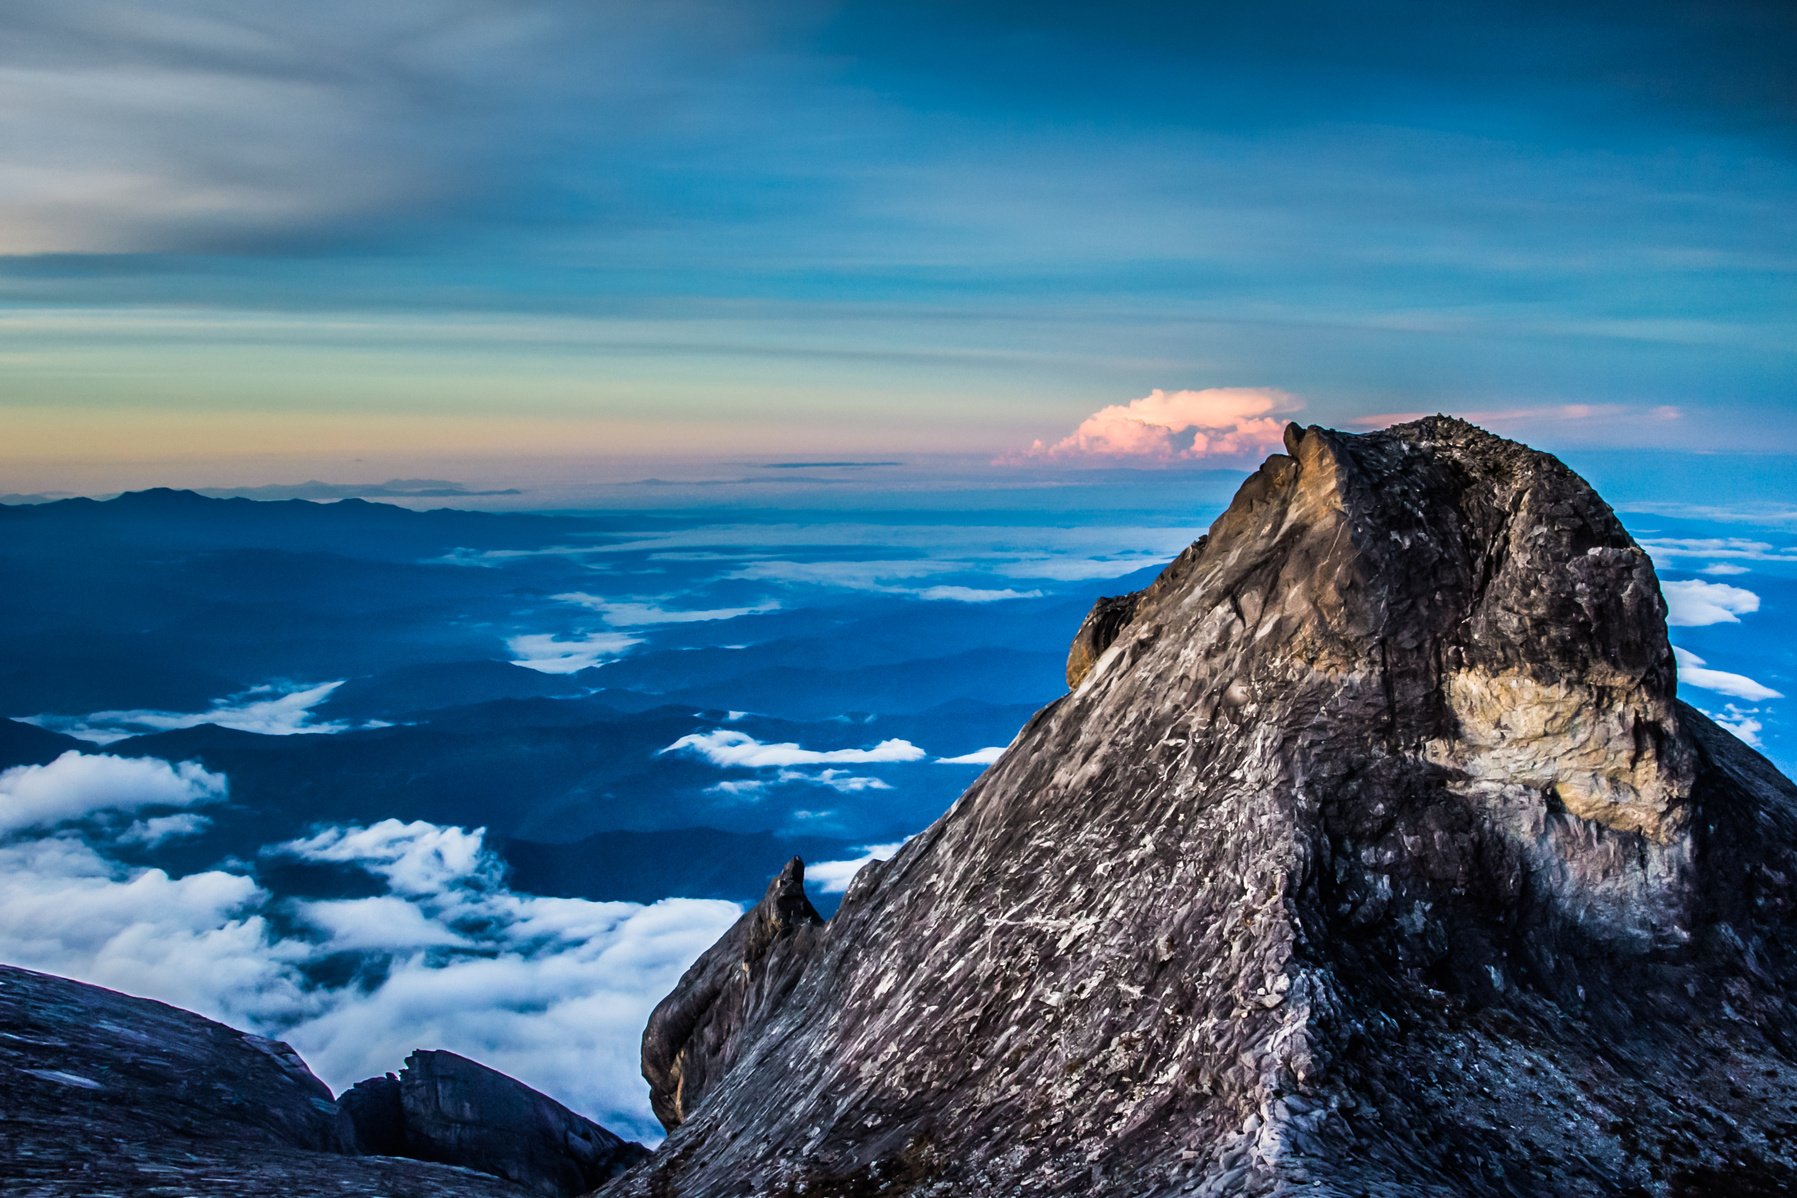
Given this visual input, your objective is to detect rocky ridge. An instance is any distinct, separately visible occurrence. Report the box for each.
[0,964,644,1196]
[341,1050,648,1196]
[618,418,1797,1196]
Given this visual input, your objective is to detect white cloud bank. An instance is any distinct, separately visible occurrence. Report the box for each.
[0,752,227,835]
[0,812,739,1143]
[664,729,926,768]
[1673,646,1783,702]
[0,834,304,1029]
[29,681,357,745]
[1662,580,1761,627]
[1025,388,1294,464]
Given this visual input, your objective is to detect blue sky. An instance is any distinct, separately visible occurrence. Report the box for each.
[1,1,1793,480]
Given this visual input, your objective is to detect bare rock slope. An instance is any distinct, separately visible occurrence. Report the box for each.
[618,418,1797,1197]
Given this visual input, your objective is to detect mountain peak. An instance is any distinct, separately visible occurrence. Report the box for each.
[606,418,1797,1196]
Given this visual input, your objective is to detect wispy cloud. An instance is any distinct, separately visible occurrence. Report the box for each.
[993,555,1171,581]
[506,630,642,674]
[116,812,213,847]
[914,585,1041,603]
[1707,703,1767,747]
[664,729,925,768]
[936,746,1006,765]
[729,558,960,591]
[553,594,780,626]
[1021,388,1294,464]
[705,767,893,799]
[1642,538,1797,563]
[727,560,1047,603]
[294,895,472,952]
[27,681,358,745]
[0,2,754,257]
[1662,579,1761,627]
[1673,646,1782,702]
[282,820,491,898]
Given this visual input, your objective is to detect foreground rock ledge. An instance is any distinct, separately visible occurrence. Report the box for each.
[0,964,644,1197]
[616,418,1797,1197]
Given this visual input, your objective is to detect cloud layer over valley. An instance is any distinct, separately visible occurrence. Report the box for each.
[1,473,1794,1149]
[0,779,738,1140]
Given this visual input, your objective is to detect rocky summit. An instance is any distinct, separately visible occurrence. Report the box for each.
[619,418,1797,1197]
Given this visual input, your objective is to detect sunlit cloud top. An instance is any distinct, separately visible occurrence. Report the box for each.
[1024,388,1295,464]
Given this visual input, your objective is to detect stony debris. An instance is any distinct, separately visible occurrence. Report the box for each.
[606,418,1797,1197]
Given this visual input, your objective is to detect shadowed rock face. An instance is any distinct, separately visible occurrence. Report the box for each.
[641,857,824,1131]
[0,965,523,1197]
[342,1050,648,1197]
[607,419,1797,1197]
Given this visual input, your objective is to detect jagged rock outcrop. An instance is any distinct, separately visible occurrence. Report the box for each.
[642,857,824,1130]
[1066,591,1141,688]
[0,964,640,1197]
[606,418,1797,1197]
[342,1050,648,1197]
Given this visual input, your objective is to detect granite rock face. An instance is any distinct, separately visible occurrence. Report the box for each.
[608,418,1797,1197]
[0,964,521,1196]
[642,856,824,1131]
[343,1050,648,1197]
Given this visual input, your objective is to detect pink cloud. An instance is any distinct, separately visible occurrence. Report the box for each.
[1025,388,1297,464]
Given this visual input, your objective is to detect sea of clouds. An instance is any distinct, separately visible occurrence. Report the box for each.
[0,751,741,1142]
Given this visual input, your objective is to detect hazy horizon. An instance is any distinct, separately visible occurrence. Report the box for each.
[2,2,1792,479]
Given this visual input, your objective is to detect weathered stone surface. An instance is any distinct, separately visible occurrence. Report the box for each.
[605,418,1797,1197]
[339,1071,407,1155]
[0,964,525,1196]
[641,856,824,1131]
[1066,591,1142,688]
[359,1049,648,1197]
